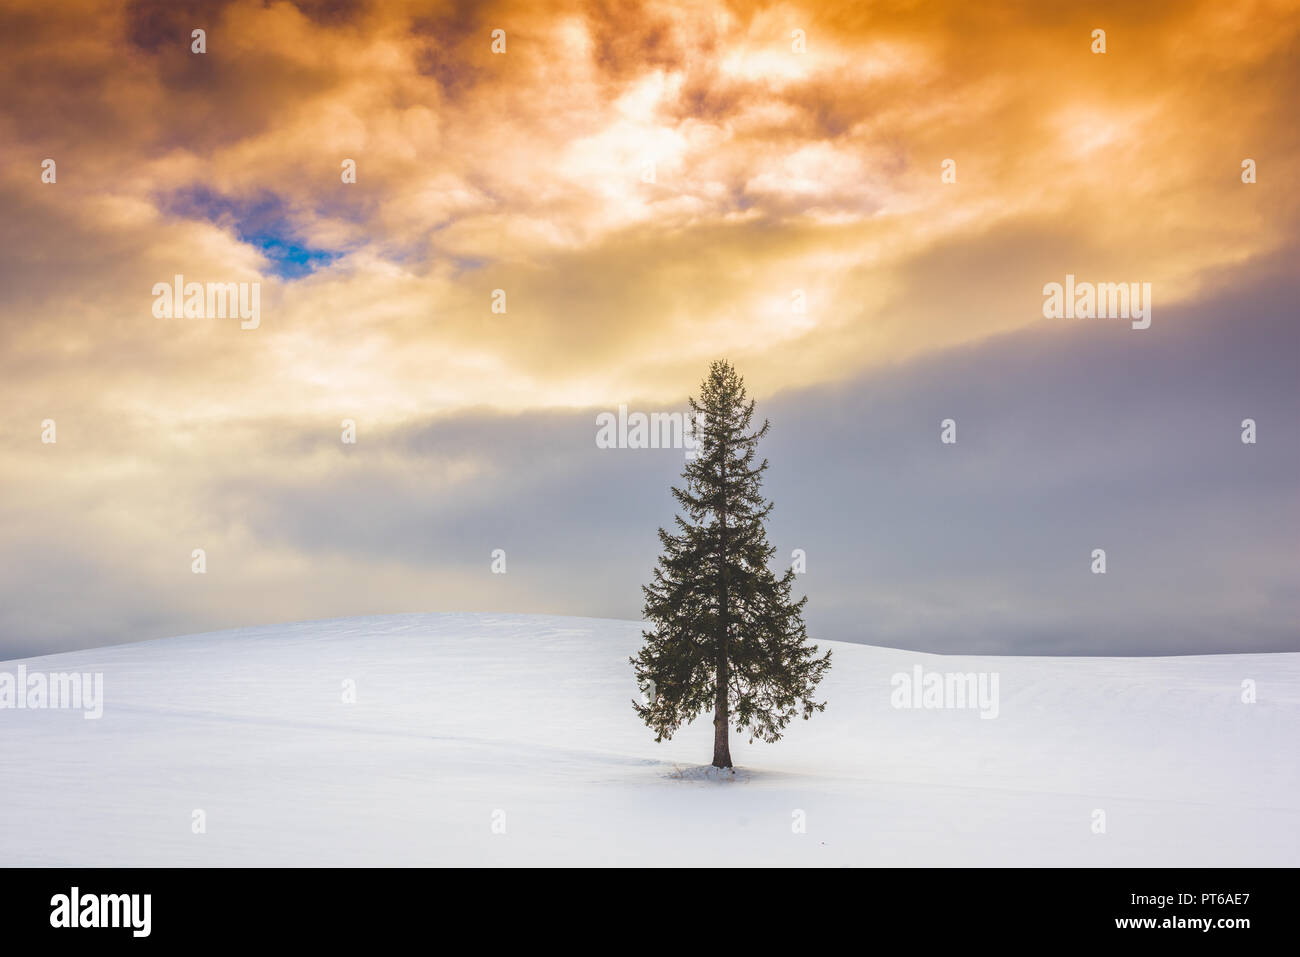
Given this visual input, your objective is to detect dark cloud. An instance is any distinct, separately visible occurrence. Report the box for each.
[4,264,1294,659]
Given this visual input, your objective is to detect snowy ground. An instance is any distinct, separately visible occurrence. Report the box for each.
[1,613,1295,866]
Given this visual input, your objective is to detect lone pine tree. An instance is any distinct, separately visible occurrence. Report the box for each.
[632,360,831,769]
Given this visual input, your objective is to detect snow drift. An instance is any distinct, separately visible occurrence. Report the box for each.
[0,613,1295,866]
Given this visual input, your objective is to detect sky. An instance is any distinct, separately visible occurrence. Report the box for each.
[0,0,1296,658]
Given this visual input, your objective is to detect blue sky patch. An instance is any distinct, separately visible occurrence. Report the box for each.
[160,186,343,280]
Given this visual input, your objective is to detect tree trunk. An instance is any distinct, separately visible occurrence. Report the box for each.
[712,654,732,768]
[713,446,732,769]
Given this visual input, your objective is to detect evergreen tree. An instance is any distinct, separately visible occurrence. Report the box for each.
[632,360,831,768]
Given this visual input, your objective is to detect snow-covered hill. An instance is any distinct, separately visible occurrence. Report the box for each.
[1,613,1295,866]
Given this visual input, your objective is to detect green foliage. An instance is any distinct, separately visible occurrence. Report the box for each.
[632,360,831,747]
